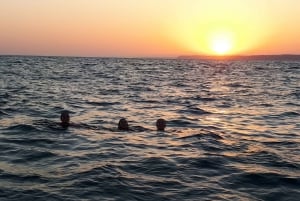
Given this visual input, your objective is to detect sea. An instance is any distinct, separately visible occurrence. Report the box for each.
[0,56,299,201]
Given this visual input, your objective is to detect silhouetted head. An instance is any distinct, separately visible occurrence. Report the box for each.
[60,110,70,127]
[156,118,166,131]
[118,118,129,130]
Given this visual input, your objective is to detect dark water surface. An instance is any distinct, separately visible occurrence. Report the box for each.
[0,56,299,201]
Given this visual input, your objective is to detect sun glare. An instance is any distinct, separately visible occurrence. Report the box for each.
[210,33,233,55]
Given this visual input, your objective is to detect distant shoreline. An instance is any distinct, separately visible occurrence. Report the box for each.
[1,54,300,60]
[0,54,175,60]
[177,54,300,61]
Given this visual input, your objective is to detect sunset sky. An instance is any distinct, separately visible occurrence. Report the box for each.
[1,0,300,57]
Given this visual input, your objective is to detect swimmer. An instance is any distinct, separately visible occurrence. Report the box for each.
[60,110,70,128]
[34,110,99,130]
[118,118,129,131]
[156,118,166,131]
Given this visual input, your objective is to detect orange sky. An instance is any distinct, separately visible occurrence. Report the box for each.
[1,0,300,57]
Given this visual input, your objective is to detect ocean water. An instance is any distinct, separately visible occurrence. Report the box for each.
[0,56,299,201]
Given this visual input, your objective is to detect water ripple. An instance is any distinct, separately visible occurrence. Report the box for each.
[0,56,299,200]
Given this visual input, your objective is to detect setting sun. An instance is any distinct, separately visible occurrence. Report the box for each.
[211,33,233,55]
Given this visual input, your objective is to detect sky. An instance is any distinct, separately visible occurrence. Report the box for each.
[1,0,300,57]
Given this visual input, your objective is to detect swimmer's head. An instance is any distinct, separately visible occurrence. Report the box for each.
[60,110,70,125]
[156,118,166,131]
[118,118,129,130]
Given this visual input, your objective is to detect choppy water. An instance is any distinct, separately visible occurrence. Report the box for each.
[0,56,299,201]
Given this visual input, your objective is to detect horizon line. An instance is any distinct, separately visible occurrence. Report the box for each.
[0,54,176,59]
[2,53,300,60]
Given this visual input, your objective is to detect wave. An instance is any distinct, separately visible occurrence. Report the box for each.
[192,96,217,102]
[122,157,178,176]
[7,124,39,131]
[12,150,57,163]
[168,119,194,126]
[177,156,229,170]
[222,172,300,188]
[280,111,299,116]
[179,106,211,115]
[0,110,8,116]
[263,111,299,119]
[85,101,120,106]
[225,82,248,88]
[290,91,300,98]
[0,173,48,185]
[178,132,223,140]
[1,137,56,148]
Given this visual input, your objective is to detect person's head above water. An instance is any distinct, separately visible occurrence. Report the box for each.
[156,118,166,131]
[118,118,129,130]
[60,110,70,127]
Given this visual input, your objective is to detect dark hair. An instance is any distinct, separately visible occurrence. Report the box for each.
[156,118,166,131]
[118,118,129,130]
[60,110,69,119]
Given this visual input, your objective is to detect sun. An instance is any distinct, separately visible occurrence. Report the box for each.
[210,32,234,55]
[212,37,232,55]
